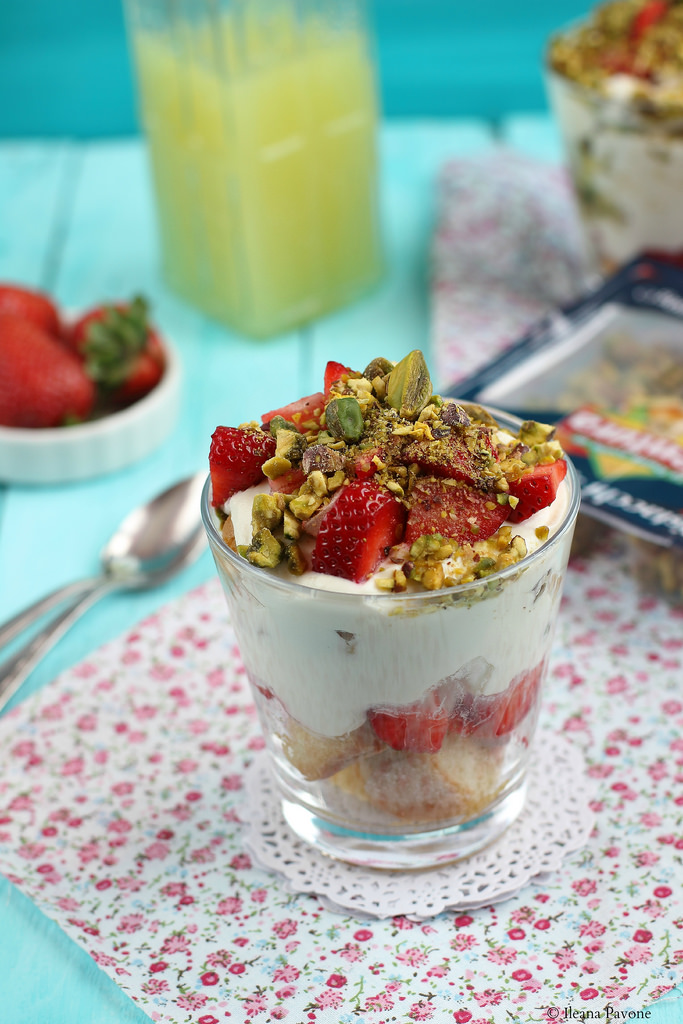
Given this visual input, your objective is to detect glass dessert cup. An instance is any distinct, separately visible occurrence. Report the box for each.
[201,452,580,870]
[547,67,683,277]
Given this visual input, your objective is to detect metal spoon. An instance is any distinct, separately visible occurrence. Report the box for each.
[0,472,208,712]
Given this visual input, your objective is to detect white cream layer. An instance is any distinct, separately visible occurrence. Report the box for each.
[216,477,573,737]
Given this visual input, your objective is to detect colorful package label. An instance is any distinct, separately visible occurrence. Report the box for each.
[557,405,683,549]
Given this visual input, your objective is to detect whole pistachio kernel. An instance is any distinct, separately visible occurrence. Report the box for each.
[386,349,432,421]
[325,396,364,442]
[363,356,394,380]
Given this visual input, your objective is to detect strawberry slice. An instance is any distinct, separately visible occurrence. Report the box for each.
[261,392,325,432]
[268,467,306,494]
[490,661,545,737]
[311,480,406,582]
[324,360,351,397]
[448,689,498,737]
[369,691,449,753]
[354,446,386,480]
[405,478,507,546]
[632,0,668,40]
[506,460,567,523]
[209,426,276,506]
[402,430,496,486]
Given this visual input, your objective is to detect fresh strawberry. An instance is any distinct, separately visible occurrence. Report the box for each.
[369,691,449,753]
[209,426,276,506]
[402,430,496,486]
[0,283,61,337]
[353,446,386,480]
[448,689,497,737]
[261,392,325,432]
[0,314,95,428]
[68,296,165,407]
[324,360,351,397]
[632,0,668,40]
[312,480,406,582]
[405,478,507,546]
[506,460,567,523]
[268,467,306,493]
[490,661,545,737]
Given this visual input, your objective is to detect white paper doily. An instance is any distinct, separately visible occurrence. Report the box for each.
[243,732,594,919]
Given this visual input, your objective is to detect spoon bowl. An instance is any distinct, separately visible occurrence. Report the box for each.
[0,472,208,711]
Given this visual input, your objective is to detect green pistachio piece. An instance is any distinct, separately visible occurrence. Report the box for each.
[285,543,307,576]
[262,455,292,479]
[363,356,394,380]
[325,396,364,442]
[243,528,283,568]
[519,421,556,446]
[251,492,285,534]
[240,528,282,569]
[275,428,307,463]
[268,414,299,436]
[474,557,497,578]
[386,349,431,421]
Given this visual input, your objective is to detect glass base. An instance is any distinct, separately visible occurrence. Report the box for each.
[279,777,528,870]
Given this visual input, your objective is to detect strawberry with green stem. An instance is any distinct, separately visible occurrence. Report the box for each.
[69,296,165,407]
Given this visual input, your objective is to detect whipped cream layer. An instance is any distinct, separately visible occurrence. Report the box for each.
[213,477,574,737]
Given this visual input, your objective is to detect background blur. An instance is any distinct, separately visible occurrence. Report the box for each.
[1,0,589,137]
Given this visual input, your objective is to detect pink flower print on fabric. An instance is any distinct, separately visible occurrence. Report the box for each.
[0,549,682,1021]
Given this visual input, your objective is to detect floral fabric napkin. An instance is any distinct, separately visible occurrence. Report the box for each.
[431,151,588,391]
[1,539,682,1023]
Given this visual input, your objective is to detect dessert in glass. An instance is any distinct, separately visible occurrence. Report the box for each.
[201,352,580,868]
[548,0,683,275]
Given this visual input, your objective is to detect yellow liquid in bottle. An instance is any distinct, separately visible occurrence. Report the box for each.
[132,14,384,337]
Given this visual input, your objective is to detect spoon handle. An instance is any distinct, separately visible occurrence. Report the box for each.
[0,577,101,651]
[0,579,120,714]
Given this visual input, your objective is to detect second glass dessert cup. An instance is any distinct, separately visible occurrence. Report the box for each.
[201,455,580,870]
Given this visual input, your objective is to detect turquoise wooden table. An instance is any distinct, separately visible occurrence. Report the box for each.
[0,118,680,1023]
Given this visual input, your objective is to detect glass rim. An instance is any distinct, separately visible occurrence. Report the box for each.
[200,410,582,604]
[546,48,683,127]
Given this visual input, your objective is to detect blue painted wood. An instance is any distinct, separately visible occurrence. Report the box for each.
[500,114,564,164]
[307,120,495,389]
[1,121,682,1024]
[0,0,590,137]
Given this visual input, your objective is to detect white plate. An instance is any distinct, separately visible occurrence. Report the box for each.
[0,339,181,484]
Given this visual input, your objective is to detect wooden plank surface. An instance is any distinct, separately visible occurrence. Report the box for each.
[0,120,680,1024]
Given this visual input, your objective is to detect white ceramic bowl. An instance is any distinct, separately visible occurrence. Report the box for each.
[0,340,181,484]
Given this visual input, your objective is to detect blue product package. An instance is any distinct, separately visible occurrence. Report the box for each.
[449,256,683,567]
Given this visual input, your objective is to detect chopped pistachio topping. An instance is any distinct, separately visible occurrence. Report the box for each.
[220,349,566,588]
[262,455,292,479]
[243,528,283,568]
[251,492,285,534]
